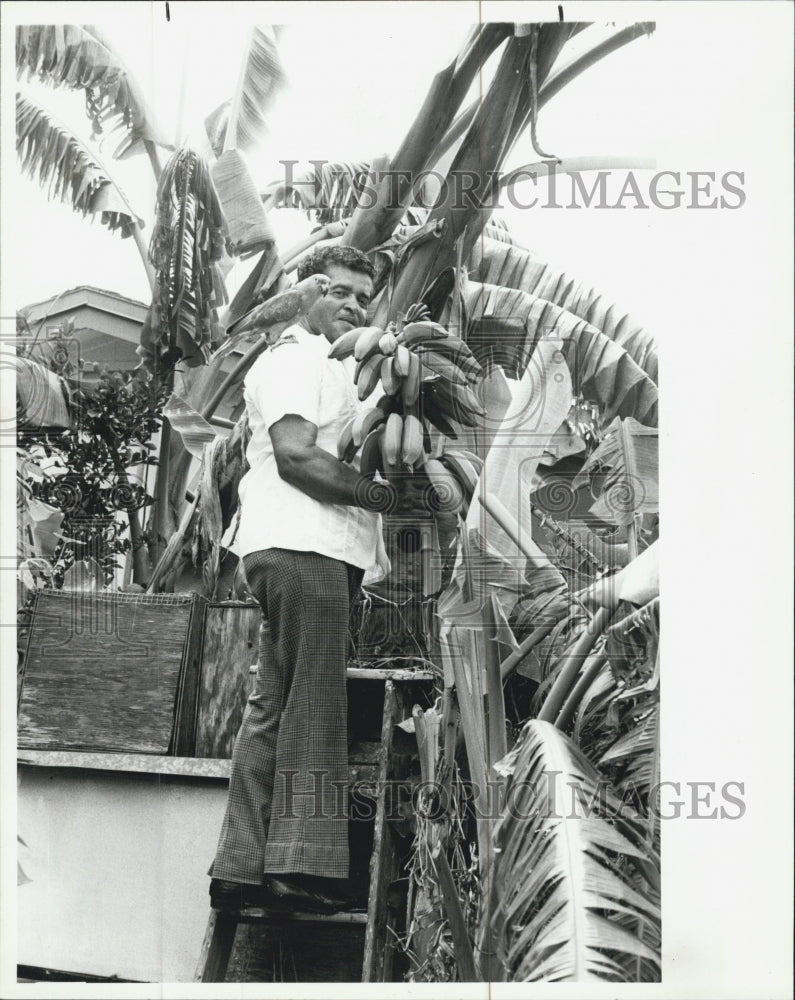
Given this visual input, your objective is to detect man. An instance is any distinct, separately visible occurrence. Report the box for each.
[209,246,397,913]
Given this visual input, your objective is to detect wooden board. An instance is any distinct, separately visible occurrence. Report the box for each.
[362,680,399,982]
[18,750,232,780]
[18,591,205,755]
[195,910,238,983]
[194,603,262,758]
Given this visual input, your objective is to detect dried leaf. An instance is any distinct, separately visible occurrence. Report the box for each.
[16,92,142,237]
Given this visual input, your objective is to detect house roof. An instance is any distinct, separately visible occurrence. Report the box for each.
[23,286,149,324]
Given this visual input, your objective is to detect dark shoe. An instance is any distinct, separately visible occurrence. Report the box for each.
[209,878,266,910]
[262,876,345,914]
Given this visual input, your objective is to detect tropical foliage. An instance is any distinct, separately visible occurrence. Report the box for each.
[16,19,660,984]
[17,318,165,591]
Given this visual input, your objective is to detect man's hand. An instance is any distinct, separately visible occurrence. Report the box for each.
[389,467,435,520]
[270,414,398,513]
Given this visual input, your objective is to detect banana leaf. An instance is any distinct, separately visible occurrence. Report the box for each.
[342,23,513,253]
[467,237,657,383]
[573,416,658,525]
[464,337,574,582]
[205,25,286,157]
[163,394,219,461]
[492,720,661,982]
[16,91,143,238]
[263,159,370,224]
[385,27,578,318]
[21,495,64,563]
[386,24,657,322]
[147,414,250,593]
[581,540,659,610]
[15,355,71,430]
[604,596,660,685]
[16,23,170,158]
[459,280,658,426]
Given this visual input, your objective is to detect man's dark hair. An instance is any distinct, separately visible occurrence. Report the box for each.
[297,245,375,283]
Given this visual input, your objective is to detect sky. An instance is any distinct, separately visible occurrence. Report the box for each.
[9,7,663,328]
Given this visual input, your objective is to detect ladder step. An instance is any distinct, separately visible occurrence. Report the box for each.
[346,666,434,682]
[232,908,368,925]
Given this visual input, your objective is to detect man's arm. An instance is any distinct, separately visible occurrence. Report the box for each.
[270,413,396,512]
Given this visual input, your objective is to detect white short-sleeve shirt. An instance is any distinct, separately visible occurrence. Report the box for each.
[237,324,380,571]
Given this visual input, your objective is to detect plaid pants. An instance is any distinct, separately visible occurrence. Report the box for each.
[210,548,362,882]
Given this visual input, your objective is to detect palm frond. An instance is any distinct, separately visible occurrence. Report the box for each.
[16,24,169,158]
[467,237,658,383]
[205,25,287,157]
[140,149,228,369]
[492,720,661,982]
[16,91,142,237]
[459,280,658,426]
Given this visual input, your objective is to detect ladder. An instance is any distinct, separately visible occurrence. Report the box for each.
[195,669,433,983]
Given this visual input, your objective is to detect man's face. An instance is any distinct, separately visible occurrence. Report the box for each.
[303,264,373,343]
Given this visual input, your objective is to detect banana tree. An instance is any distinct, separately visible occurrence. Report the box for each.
[147,23,660,984]
[15,21,286,578]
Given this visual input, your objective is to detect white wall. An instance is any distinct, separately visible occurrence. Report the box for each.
[17,766,228,982]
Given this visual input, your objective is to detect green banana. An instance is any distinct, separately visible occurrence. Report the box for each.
[393,344,412,378]
[402,351,421,408]
[415,349,469,385]
[328,326,366,360]
[378,331,398,356]
[355,353,386,401]
[403,302,432,325]
[359,425,385,477]
[383,412,404,468]
[419,390,459,437]
[423,381,478,428]
[438,450,479,497]
[444,446,484,474]
[380,355,402,396]
[423,457,465,513]
[352,406,386,447]
[353,326,387,362]
[396,320,449,347]
[418,339,482,382]
[426,379,485,426]
[380,421,397,475]
[375,394,399,416]
[401,413,425,470]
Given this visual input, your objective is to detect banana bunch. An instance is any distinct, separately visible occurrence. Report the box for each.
[332,309,486,503]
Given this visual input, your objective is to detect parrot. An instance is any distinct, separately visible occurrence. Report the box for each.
[211,274,331,363]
